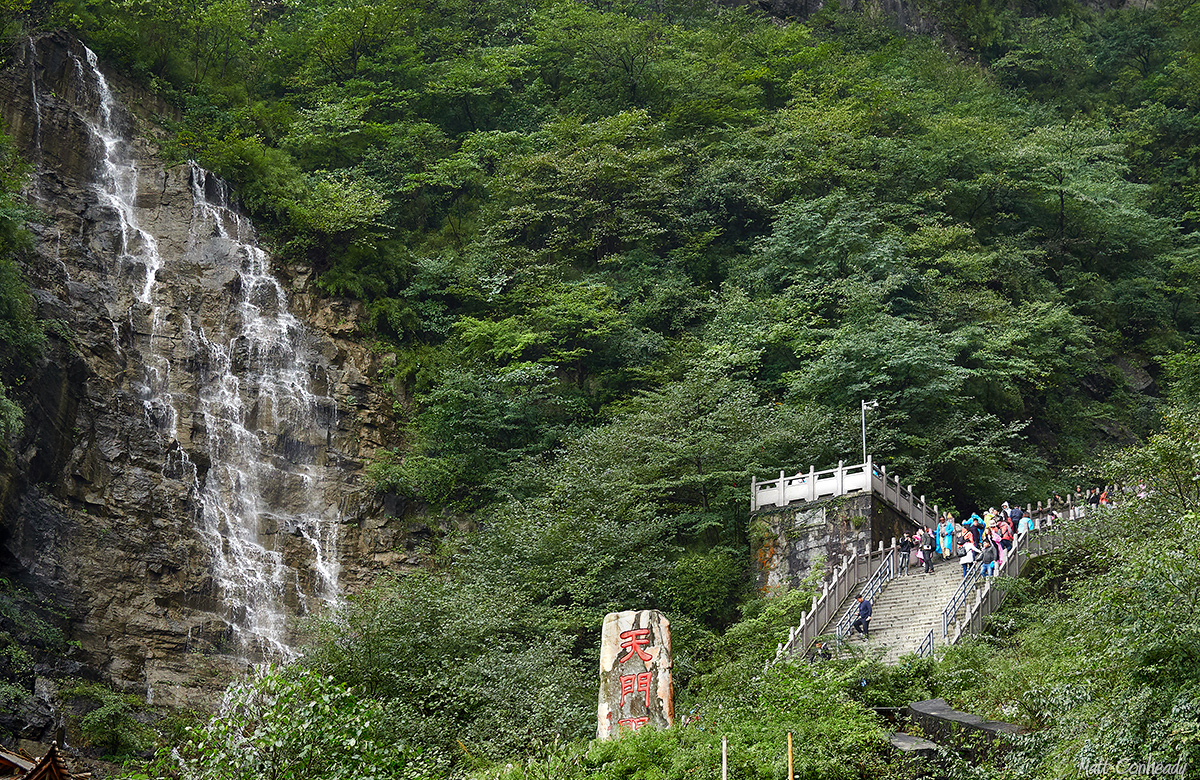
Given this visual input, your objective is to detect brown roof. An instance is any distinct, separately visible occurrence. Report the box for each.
[0,746,34,774]
[20,743,70,780]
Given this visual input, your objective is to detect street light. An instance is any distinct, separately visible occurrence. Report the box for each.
[861,399,878,463]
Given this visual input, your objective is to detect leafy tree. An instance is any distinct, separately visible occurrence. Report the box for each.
[62,682,153,758]
[134,666,432,780]
[481,111,685,270]
[306,574,593,759]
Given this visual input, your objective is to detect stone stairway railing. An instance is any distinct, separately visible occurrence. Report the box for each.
[770,540,899,666]
[751,456,941,527]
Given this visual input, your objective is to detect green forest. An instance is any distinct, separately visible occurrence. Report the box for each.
[2,0,1200,776]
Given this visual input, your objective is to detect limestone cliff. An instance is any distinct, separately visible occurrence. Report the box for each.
[0,32,413,711]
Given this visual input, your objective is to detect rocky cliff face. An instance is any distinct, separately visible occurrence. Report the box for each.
[0,32,414,709]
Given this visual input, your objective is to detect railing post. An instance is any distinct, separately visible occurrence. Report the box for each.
[751,476,757,512]
[836,460,845,494]
[808,465,816,501]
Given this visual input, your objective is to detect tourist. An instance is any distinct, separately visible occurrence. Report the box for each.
[938,515,955,561]
[851,595,872,639]
[959,536,980,577]
[979,539,997,576]
[967,513,984,546]
[920,526,936,574]
[898,533,914,576]
[990,522,1005,566]
[956,523,972,554]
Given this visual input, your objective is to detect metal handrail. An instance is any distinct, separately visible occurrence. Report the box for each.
[916,627,935,658]
[941,560,982,639]
[836,550,896,638]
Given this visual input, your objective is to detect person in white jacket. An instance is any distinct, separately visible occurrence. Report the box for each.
[959,537,980,578]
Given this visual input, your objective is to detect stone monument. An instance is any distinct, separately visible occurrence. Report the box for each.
[597,609,673,739]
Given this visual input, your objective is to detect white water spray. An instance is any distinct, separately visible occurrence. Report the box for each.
[68,45,341,659]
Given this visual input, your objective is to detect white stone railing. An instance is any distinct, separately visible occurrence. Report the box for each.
[950,519,1064,643]
[751,456,940,527]
[770,540,898,666]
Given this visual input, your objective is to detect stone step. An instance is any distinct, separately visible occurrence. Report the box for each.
[848,563,970,659]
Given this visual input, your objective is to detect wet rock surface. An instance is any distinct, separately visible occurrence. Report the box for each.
[0,32,413,708]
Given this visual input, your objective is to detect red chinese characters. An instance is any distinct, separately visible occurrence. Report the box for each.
[597,611,673,740]
[619,628,652,663]
[619,671,652,708]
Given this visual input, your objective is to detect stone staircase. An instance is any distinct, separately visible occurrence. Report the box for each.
[761,458,1084,667]
[849,557,968,663]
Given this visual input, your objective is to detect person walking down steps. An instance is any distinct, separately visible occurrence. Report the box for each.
[851,595,872,639]
[920,526,937,574]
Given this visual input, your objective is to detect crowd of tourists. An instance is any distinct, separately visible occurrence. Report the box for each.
[897,496,1077,579]
[832,485,1126,651]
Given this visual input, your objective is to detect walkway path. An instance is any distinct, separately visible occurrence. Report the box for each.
[764,457,1086,666]
[858,561,964,663]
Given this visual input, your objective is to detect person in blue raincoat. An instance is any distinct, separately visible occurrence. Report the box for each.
[937,515,955,561]
[967,513,984,546]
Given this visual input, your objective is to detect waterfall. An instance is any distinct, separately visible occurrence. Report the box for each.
[185,163,341,657]
[69,45,341,659]
[26,38,42,169]
[75,47,163,304]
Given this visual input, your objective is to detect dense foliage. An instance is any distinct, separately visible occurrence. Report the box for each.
[3,0,1200,776]
[131,667,434,780]
[0,0,1190,511]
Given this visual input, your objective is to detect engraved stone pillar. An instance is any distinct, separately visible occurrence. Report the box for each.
[597,609,673,740]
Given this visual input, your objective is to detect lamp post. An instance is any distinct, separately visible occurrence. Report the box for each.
[861,399,878,463]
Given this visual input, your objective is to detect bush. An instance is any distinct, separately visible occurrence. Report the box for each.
[128,665,438,780]
[61,681,153,758]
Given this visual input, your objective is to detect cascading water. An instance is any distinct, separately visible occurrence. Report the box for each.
[26,38,42,187]
[185,163,341,657]
[69,45,341,659]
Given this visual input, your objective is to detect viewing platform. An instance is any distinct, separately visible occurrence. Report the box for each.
[751,456,940,528]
